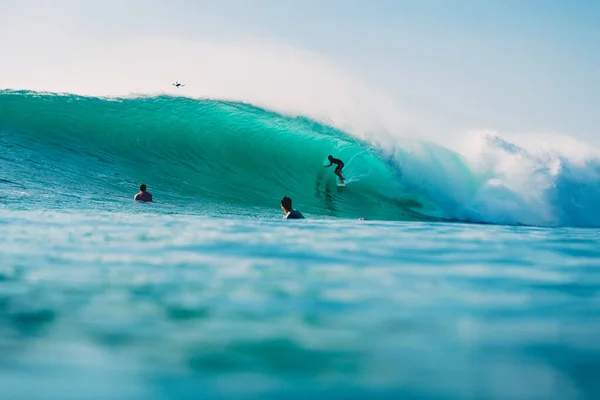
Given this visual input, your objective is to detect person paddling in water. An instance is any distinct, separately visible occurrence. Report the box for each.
[325,155,345,184]
[134,184,153,202]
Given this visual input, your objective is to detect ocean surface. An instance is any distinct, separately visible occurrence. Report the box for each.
[1,90,600,399]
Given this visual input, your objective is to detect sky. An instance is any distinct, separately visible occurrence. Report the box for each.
[1,0,599,147]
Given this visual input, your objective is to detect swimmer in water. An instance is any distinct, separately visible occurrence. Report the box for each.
[281,196,305,219]
[325,155,345,184]
[134,184,153,202]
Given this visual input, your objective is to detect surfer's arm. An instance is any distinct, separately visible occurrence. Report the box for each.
[325,162,332,167]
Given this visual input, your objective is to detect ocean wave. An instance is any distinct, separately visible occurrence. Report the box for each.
[1,90,599,226]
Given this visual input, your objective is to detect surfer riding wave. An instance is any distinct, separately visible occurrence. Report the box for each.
[325,155,345,184]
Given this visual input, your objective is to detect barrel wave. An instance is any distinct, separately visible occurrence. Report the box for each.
[0,90,456,220]
[1,90,599,226]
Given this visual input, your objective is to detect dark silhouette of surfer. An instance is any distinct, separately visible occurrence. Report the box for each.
[325,155,345,184]
[172,81,185,88]
[134,184,153,202]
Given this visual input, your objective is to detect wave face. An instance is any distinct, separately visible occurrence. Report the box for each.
[1,90,599,226]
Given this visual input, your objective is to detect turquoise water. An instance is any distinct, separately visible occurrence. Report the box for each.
[0,90,448,221]
[1,211,599,400]
[1,90,600,399]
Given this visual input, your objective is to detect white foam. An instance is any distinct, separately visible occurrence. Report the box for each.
[444,131,600,226]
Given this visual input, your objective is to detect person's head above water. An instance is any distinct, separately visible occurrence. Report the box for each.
[135,184,152,202]
[280,196,305,219]
[281,196,292,212]
[328,155,333,161]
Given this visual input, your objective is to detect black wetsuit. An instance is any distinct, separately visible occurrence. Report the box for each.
[329,157,344,174]
[284,209,305,219]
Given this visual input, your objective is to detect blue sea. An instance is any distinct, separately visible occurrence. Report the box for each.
[1,90,600,399]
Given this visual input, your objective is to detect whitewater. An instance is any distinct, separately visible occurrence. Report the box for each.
[1,83,600,399]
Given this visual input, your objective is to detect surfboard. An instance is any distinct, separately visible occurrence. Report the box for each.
[338,176,362,186]
[338,177,358,186]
